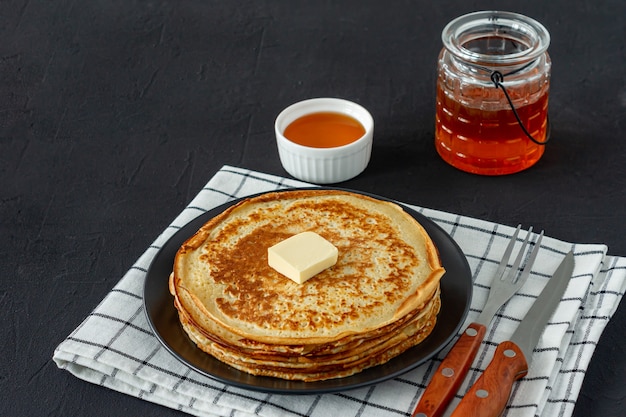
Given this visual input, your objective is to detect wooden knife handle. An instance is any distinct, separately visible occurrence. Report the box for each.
[450,341,529,417]
[412,322,486,417]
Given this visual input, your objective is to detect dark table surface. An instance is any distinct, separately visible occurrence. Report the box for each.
[2,1,624,416]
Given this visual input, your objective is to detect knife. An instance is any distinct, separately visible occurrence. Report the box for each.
[449,251,575,417]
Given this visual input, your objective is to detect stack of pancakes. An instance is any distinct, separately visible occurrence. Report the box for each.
[169,189,445,381]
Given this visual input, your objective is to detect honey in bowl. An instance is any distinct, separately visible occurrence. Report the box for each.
[283,112,365,148]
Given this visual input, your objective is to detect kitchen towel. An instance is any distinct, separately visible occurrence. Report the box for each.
[54,165,626,417]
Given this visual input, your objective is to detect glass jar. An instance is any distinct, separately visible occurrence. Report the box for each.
[435,11,551,175]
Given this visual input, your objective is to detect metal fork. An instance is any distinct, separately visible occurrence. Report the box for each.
[412,225,544,417]
[476,225,544,326]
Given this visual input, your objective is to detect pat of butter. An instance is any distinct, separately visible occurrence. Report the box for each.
[268,231,338,284]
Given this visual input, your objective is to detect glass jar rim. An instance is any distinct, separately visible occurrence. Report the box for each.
[442,11,550,66]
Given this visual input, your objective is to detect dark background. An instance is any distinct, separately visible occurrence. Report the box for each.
[2,1,624,416]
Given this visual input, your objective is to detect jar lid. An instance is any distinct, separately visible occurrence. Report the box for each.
[442,11,550,66]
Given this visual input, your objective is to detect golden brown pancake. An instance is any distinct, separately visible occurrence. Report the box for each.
[169,189,445,381]
[176,288,440,380]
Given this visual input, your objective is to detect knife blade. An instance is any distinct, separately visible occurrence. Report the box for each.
[449,251,575,417]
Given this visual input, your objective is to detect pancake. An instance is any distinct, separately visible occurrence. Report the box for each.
[170,189,445,381]
[176,288,441,380]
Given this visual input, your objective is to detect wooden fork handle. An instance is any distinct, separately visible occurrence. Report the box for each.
[412,322,486,417]
[450,341,529,417]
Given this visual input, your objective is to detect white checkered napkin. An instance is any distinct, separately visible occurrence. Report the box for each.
[54,165,626,417]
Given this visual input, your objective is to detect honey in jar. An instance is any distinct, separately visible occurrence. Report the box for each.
[435,11,552,175]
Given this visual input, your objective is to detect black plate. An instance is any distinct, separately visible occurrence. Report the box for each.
[143,188,472,394]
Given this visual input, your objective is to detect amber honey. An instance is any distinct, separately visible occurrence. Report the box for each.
[284,112,365,148]
[435,11,552,175]
[435,83,549,175]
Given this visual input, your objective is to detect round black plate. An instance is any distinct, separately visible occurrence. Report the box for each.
[143,188,472,394]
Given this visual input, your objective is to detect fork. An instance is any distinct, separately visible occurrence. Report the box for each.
[412,225,544,417]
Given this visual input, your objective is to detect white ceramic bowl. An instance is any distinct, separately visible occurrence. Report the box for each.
[274,98,374,184]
